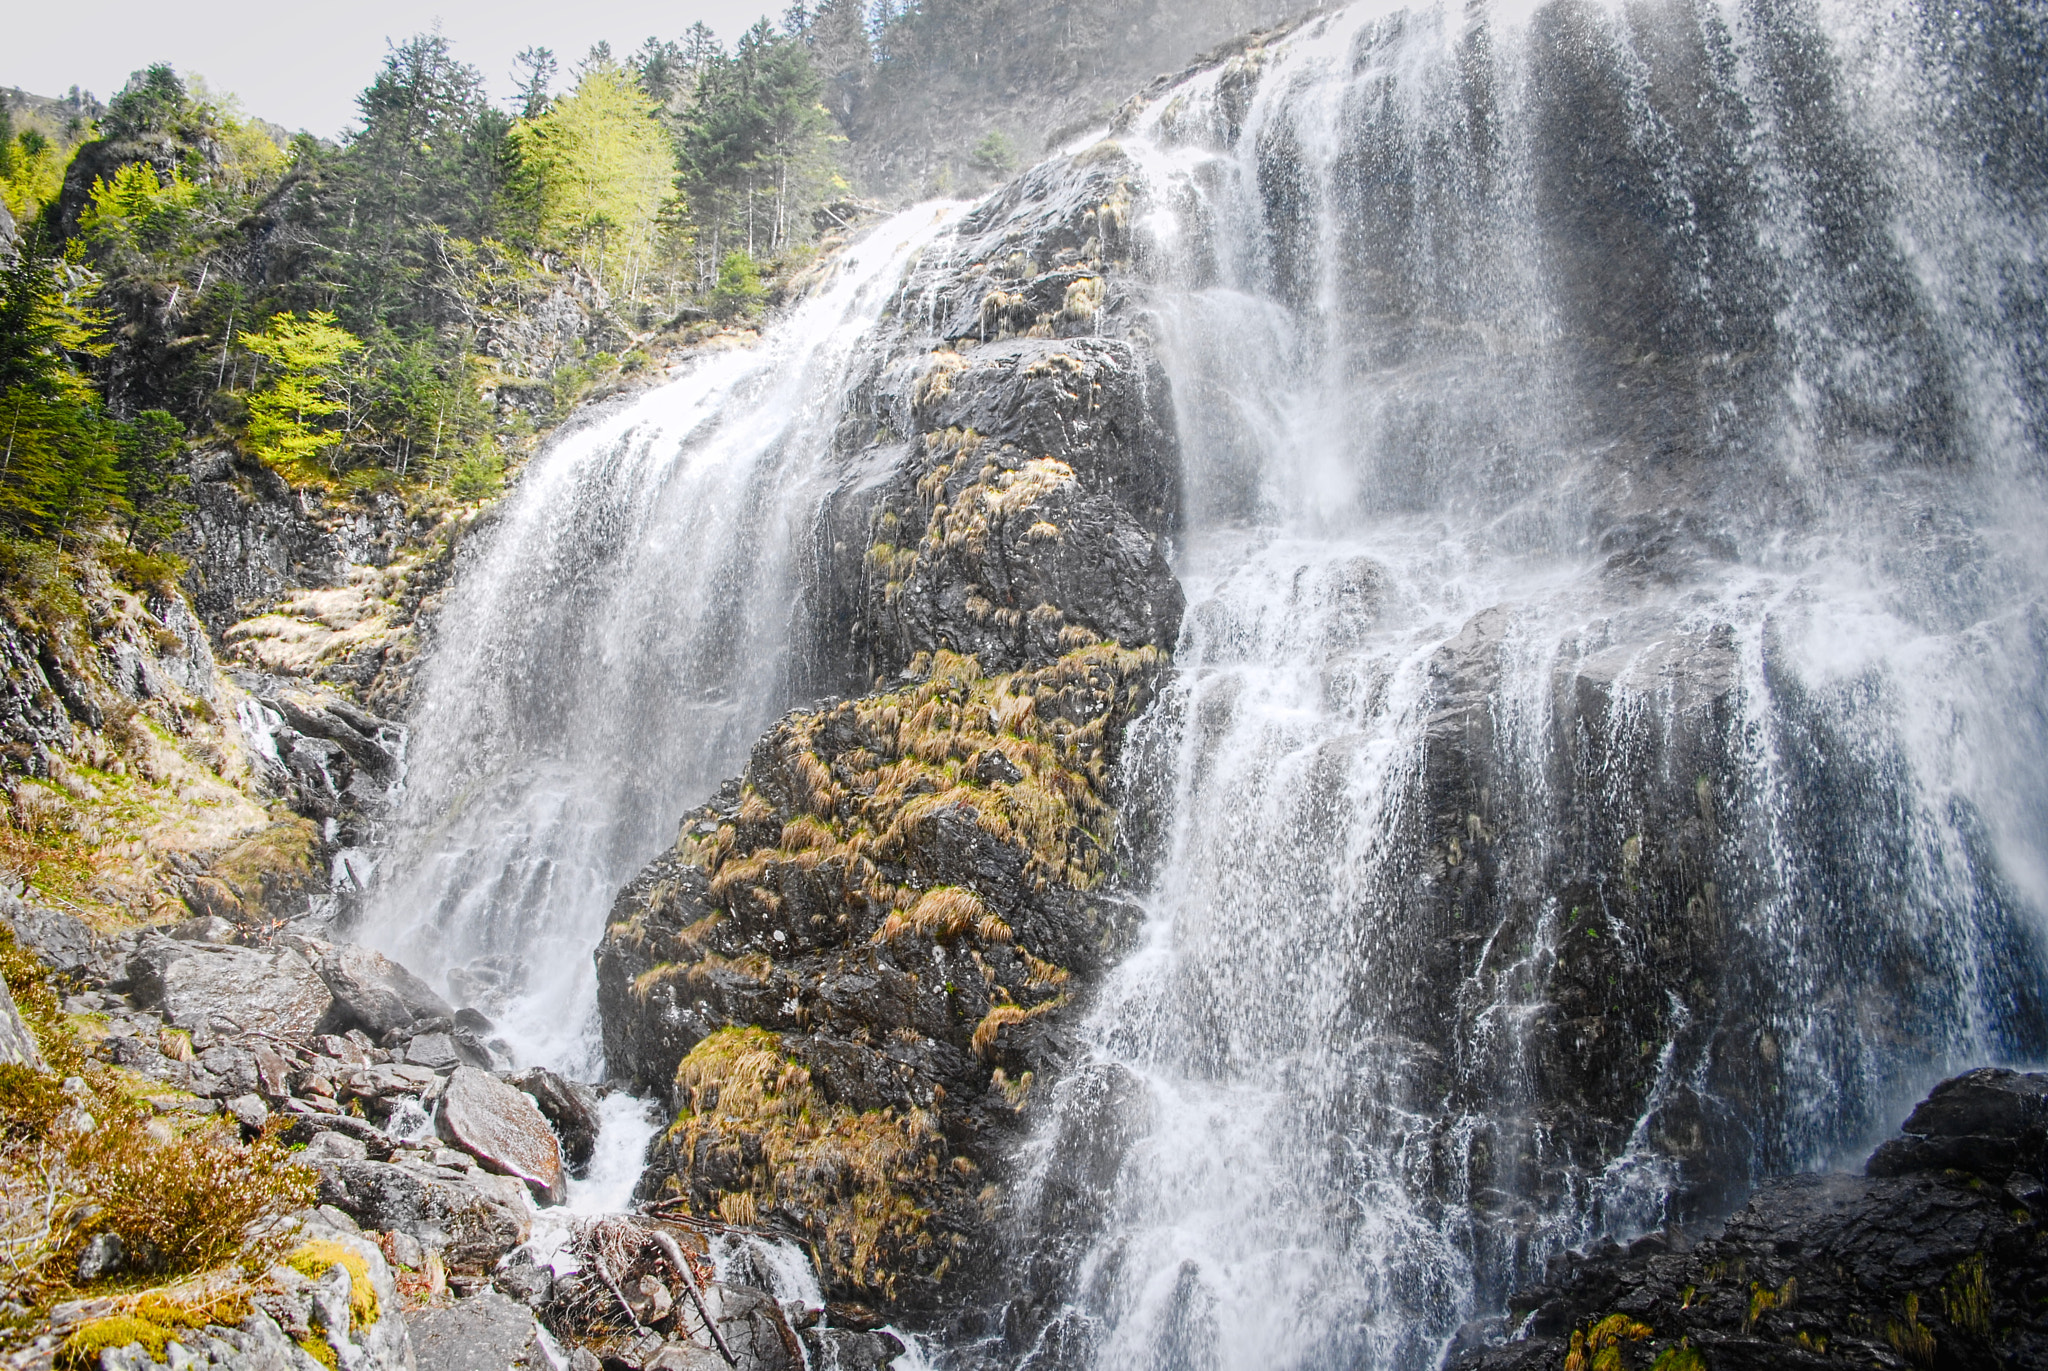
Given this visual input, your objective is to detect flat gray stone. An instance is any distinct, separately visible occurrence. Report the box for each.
[127,938,333,1039]
[437,1068,565,1205]
[405,1033,460,1071]
[226,1093,270,1129]
[410,1289,547,1371]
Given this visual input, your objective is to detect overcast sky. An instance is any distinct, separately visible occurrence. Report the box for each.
[4,0,782,139]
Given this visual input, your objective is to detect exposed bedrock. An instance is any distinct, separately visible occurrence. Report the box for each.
[1452,1068,2048,1370]
[596,144,1182,1317]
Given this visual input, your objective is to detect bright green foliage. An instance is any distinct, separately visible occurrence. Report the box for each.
[77,163,206,256]
[0,111,72,223]
[11,18,852,504]
[241,312,363,481]
[509,64,679,291]
[0,245,180,551]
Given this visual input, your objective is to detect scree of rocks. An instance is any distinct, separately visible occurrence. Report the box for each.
[5,902,905,1371]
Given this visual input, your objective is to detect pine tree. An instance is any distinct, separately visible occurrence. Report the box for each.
[512,47,557,119]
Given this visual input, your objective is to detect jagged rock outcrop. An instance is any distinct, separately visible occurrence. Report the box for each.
[598,643,1165,1309]
[595,144,1187,1317]
[1451,1068,2048,1370]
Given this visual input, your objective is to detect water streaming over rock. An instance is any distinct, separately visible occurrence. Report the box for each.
[360,205,963,1072]
[350,1,2046,1361]
[995,1,2048,1366]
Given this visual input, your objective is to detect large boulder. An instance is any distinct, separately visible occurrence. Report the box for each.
[437,1068,566,1205]
[1866,1067,2048,1183]
[126,936,334,1038]
[315,942,455,1040]
[1450,1067,2048,1370]
[314,1159,531,1273]
[411,1289,549,1371]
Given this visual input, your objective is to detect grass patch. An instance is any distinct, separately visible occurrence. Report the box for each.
[654,1027,943,1302]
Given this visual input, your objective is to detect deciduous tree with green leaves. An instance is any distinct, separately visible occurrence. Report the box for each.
[241,311,362,481]
[507,61,680,293]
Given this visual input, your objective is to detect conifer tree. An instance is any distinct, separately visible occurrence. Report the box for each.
[509,64,678,293]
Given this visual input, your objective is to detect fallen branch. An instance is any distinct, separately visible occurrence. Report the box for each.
[647,1228,738,1369]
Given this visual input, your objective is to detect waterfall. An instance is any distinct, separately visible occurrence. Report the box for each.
[359,205,962,1072]
[1003,1,2048,1367]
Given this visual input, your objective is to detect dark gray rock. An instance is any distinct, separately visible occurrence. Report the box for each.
[506,1068,602,1172]
[76,1232,125,1281]
[800,1327,905,1371]
[404,1032,463,1071]
[197,1044,262,1094]
[410,1289,548,1371]
[168,915,242,944]
[316,943,455,1040]
[1867,1067,2048,1183]
[275,1111,396,1159]
[1452,1068,2048,1371]
[673,1283,801,1371]
[437,1067,566,1205]
[0,618,76,777]
[492,1247,553,1309]
[226,1094,271,1130]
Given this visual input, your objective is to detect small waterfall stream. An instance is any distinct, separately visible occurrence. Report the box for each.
[359,205,963,1072]
[1002,1,2048,1367]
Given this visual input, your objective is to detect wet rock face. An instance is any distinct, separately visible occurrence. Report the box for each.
[853,340,1183,677]
[177,453,421,638]
[1866,1068,2048,1184]
[1381,605,1758,1229]
[802,142,1180,699]
[597,646,1164,1310]
[595,143,1188,1319]
[1451,1069,2048,1371]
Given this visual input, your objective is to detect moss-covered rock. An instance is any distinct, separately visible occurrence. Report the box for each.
[598,643,1165,1312]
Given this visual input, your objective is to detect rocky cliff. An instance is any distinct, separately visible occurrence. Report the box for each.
[593,141,1185,1317]
[1452,1068,2048,1370]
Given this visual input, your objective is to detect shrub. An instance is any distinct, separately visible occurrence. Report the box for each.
[710,251,764,319]
[69,1112,317,1276]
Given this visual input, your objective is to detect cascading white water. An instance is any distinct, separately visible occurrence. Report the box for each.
[360,205,962,1072]
[1003,1,2048,1367]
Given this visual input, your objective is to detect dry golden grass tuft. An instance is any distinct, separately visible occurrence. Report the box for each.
[660,1028,942,1300]
[0,929,316,1315]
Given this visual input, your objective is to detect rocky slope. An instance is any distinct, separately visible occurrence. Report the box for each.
[593,139,1185,1319]
[1451,1068,2048,1370]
